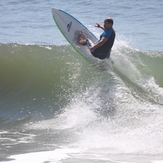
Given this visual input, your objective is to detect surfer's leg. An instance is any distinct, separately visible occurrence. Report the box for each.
[86,39,94,47]
[106,50,111,59]
[77,34,87,45]
[91,49,106,60]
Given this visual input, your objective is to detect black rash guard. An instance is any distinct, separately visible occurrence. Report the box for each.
[91,29,115,59]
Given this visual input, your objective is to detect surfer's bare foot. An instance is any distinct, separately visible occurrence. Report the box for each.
[77,34,87,45]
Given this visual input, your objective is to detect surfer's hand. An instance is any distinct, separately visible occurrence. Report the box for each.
[95,22,101,28]
[95,22,103,28]
[95,22,105,30]
[87,46,94,52]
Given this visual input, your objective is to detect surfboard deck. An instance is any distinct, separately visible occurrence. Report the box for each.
[51,8,99,62]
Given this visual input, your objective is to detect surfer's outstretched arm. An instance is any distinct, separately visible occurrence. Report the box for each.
[95,22,105,30]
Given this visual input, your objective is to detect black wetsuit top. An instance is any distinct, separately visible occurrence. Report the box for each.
[91,28,115,59]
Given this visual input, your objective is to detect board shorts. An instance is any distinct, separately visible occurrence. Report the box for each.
[87,40,111,59]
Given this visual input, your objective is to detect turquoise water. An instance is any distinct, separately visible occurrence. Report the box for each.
[0,0,163,163]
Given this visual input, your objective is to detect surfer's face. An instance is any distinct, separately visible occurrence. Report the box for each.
[104,20,111,30]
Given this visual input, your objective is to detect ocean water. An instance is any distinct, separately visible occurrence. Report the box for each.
[0,0,163,163]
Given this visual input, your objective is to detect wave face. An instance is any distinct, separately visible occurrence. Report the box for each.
[0,43,163,161]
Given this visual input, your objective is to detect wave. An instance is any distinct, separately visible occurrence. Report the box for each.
[0,43,163,158]
[0,43,163,124]
[0,43,98,124]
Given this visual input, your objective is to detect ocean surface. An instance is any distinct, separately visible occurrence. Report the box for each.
[0,0,163,163]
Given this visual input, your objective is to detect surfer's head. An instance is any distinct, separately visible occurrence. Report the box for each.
[106,18,113,25]
[104,18,113,29]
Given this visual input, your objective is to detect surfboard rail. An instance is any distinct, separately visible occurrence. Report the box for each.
[51,8,98,62]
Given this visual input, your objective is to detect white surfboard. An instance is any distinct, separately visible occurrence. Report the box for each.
[51,8,98,62]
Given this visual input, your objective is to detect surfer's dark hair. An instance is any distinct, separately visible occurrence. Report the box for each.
[107,18,113,25]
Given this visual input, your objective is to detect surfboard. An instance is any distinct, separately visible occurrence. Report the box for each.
[51,8,98,62]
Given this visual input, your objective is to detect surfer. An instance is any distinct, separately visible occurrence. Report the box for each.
[78,18,115,59]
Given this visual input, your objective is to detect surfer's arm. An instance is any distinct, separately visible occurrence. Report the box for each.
[88,37,108,51]
[95,22,105,30]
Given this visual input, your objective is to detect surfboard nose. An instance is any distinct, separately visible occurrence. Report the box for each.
[52,8,58,14]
